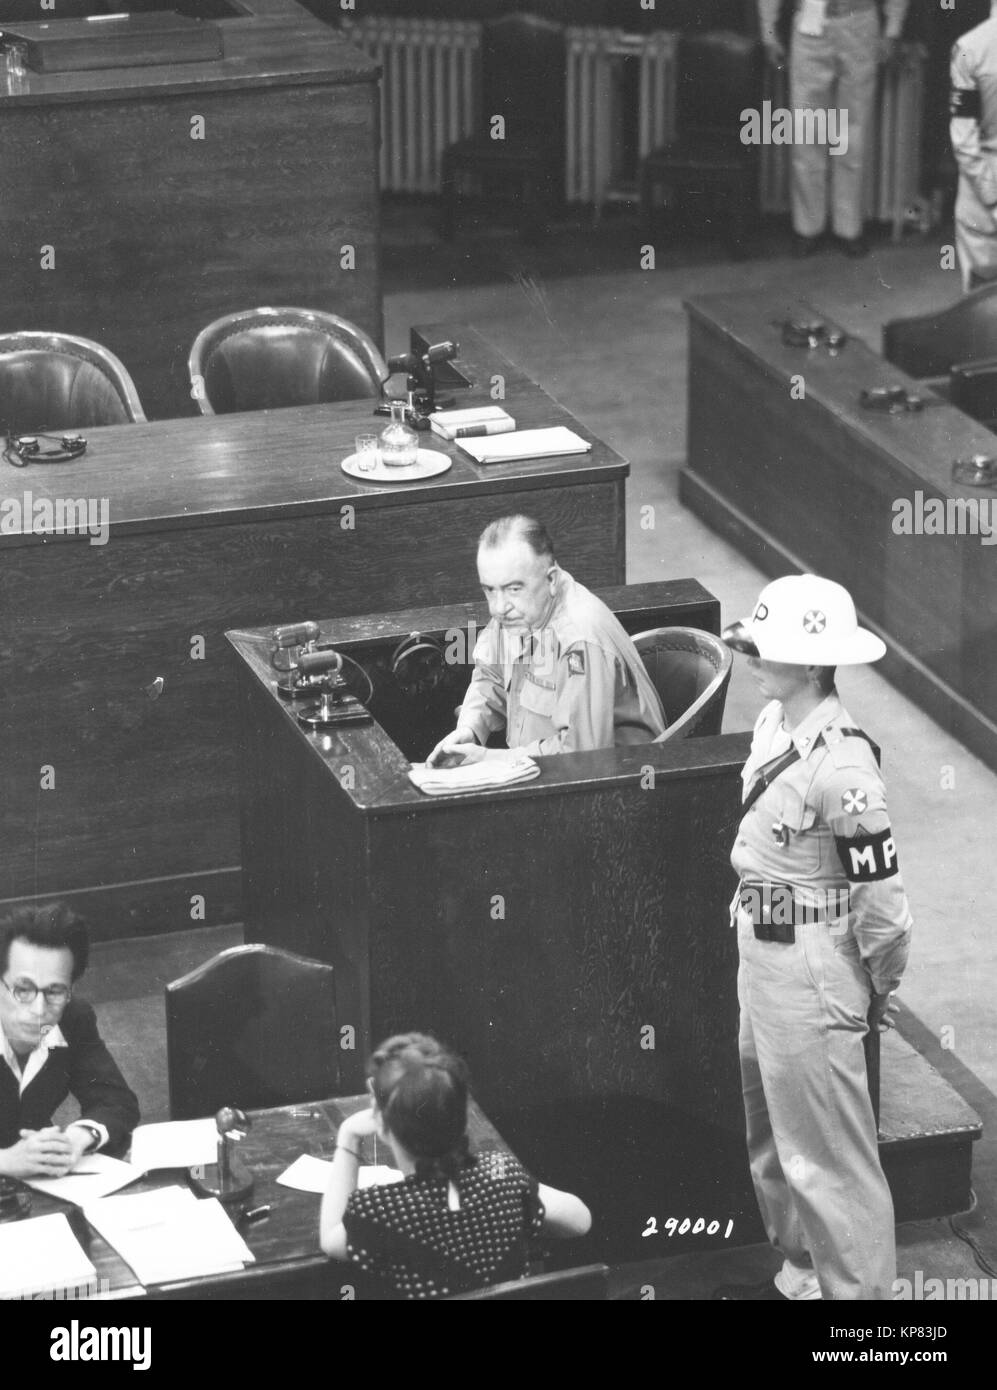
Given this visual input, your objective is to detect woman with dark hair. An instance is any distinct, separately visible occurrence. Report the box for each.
[320,1032,591,1298]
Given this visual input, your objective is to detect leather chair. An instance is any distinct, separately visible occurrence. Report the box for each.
[883,283,997,378]
[0,332,146,432]
[630,627,733,743]
[188,308,389,416]
[440,13,566,242]
[165,944,340,1120]
[446,1262,610,1301]
[641,32,763,258]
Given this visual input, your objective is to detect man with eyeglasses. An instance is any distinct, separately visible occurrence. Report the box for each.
[0,902,139,1180]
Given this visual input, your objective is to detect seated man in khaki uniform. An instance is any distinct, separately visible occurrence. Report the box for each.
[427,515,666,765]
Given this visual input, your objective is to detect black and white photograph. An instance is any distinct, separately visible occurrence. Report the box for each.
[0,0,994,1353]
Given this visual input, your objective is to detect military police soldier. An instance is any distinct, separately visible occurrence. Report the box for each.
[758,0,909,256]
[950,3,997,291]
[426,516,666,766]
[715,575,912,1301]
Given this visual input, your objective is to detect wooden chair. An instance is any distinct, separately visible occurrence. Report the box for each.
[883,283,997,378]
[631,627,733,743]
[440,13,566,242]
[165,944,340,1120]
[445,1263,610,1301]
[188,307,389,415]
[641,32,764,259]
[0,332,146,432]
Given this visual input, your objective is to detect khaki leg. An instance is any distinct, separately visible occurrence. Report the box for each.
[740,922,897,1300]
[828,12,880,240]
[789,30,836,237]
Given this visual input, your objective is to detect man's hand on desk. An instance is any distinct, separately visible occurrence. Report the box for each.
[426,729,483,768]
[0,1126,82,1180]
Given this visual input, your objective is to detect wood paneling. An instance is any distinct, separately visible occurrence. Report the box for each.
[682,292,997,772]
[0,1,382,420]
[228,585,754,1259]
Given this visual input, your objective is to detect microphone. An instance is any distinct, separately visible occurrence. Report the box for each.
[272,621,320,649]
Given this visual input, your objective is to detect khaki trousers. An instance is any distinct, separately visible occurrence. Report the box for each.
[737,910,897,1300]
[789,10,880,239]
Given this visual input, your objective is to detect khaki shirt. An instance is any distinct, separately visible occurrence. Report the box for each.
[457,570,666,757]
[951,18,997,231]
[731,694,912,994]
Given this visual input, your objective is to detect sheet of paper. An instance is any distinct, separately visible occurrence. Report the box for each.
[25,1153,142,1206]
[409,755,541,796]
[276,1153,331,1194]
[277,1154,405,1193]
[458,426,591,464]
[83,1186,254,1286]
[0,1212,97,1300]
[128,1118,218,1171]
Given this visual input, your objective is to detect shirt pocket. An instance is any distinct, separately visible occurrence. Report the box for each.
[768,786,823,873]
[518,677,557,719]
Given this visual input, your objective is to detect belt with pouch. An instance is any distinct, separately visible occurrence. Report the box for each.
[738,879,842,944]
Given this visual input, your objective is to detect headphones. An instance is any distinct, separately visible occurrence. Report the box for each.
[390,632,446,697]
[3,426,88,467]
[776,318,848,353]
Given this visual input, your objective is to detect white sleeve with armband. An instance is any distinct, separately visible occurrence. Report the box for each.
[951,41,997,209]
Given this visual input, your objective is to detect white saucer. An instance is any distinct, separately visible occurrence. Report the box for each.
[341,448,452,483]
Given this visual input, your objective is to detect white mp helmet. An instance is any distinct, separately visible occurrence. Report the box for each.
[722,574,886,665]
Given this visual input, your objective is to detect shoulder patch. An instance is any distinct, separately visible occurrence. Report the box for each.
[567,649,586,676]
[841,788,867,815]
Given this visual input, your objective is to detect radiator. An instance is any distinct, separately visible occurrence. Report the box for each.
[760,44,926,238]
[342,16,481,195]
[565,27,679,209]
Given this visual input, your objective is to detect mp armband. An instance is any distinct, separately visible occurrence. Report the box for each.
[834,827,899,882]
[950,88,982,120]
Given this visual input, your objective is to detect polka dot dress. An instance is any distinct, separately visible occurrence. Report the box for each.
[343,1151,546,1299]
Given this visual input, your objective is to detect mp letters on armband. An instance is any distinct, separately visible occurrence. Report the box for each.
[834,827,899,882]
[950,88,982,119]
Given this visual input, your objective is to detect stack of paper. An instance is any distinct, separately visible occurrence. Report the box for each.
[128,1118,218,1171]
[457,426,591,464]
[84,1186,255,1286]
[25,1153,142,1206]
[408,754,541,796]
[0,1213,97,1300]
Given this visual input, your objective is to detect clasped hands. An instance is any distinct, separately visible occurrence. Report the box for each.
[0,1125,92,1181]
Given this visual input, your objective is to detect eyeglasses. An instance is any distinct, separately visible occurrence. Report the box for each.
[1,977,71,1007]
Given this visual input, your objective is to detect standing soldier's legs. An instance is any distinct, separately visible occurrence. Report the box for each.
[955,194,997,292]
[829,11,880,241]
[742,920,897,1300]
[737,914,819,1296]
[789,30,836,237]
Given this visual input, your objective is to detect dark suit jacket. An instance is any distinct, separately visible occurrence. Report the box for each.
[0,998,139,1156]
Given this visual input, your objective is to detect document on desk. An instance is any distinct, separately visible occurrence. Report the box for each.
[277,1154,404,1193]
[0,1213,97,1301]
[457,426,591,464]
[25,1153,143,1206]
[83,1186,255,1286]
[408,755,541,796]
[128,1118,218,1171]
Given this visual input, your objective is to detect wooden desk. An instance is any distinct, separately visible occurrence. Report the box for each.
[17,1094,510,1300]
[227,582,754,1262]
[682,291,997,772]
[0,325,627,938]
[0,0,381,420]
